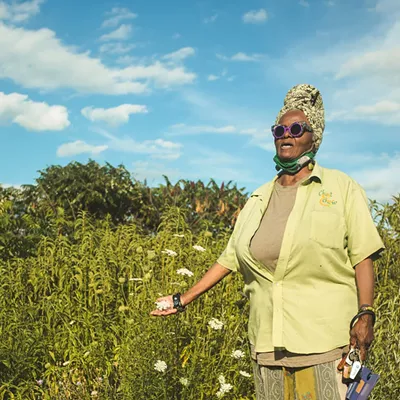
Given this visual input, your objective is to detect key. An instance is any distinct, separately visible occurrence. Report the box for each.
[350,361,362,379]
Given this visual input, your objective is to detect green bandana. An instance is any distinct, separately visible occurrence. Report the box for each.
[273,151,316,174]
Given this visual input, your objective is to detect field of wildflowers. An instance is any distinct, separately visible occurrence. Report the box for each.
[0,200,399,399]
[0,208,255,399]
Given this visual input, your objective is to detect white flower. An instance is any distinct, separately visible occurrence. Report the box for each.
[193,245,206,252]
[218,383,233,396]
[239,370,251,377]
[36,379,44,386]
[162,249,178,257]
[173,234,185,238]
[91,390,98,397]
[154,360,168,373]
[179,377,189,386]
[155,300,171,311]
[62,361,70,366]
[69,320,75,325]
[231,349,245,359]
[208,318,224,330]
[129,278,143,281]
[216,376,233,398]
[177,268,194,277]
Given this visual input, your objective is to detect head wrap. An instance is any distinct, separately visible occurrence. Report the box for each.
[275,84,325,151]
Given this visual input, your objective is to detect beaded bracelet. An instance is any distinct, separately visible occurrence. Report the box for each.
[359,305,375,314]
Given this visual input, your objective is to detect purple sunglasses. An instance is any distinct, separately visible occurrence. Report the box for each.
[271,121,313,139]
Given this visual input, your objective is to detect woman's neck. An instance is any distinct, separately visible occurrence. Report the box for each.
[277,165,312,187]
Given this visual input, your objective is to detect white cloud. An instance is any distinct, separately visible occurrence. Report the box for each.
[217,52,264,62]
[117,62,196,88]
[93,128,183,160]
[274,7,400,127]
[207,74,219,81]
[373,0,400,14]
[0,91,70,131]
[354,101,400,115]
[335,48,400,81]
[116,55,136,65]
[0,0,43,23]
[351,154,400,203]
[102,7,137,28]
[299,0,310,7]
[81,104,148,126]
[0,23,196,94]
[162,47,195,63]
[1,183,23,189]
[57,140,108,157]
[231,52,263,62]
[169,123,274,151]
[203,14,218,23]
[112,137,182,160]
[99,43,136,54]
[329,100,400,125]
[132,160,180,182]
[188,147,260,184]
[100,24,132,41]
[170,123,236,134]
[190,148,240,167]
[179,89,275,150]
[242,9,268,24]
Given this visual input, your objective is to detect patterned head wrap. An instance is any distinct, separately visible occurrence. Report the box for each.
[275,84,325,151]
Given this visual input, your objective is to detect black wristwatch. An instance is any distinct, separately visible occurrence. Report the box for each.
[172,293,185,313]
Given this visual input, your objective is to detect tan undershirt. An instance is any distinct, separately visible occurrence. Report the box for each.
[250,180,298,274]
[249,180,347,367]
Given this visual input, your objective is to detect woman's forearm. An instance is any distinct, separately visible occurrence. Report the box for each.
[355,257,375,307]
[181,263,232,306]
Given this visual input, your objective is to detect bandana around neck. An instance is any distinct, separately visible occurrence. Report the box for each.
[273,151,316,174]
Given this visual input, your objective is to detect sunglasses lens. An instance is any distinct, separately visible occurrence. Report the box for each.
[274,126,285,138]
[290,123,302,136]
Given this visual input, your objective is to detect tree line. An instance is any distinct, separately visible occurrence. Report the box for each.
[0,160,248,260]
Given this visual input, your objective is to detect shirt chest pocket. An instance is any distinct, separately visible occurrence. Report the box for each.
[310,210,345,249]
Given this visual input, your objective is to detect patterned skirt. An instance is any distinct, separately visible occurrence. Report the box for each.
[252,359,348,400]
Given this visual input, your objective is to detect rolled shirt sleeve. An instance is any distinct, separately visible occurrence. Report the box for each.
[217,230,239,272]
[345,182,385,267]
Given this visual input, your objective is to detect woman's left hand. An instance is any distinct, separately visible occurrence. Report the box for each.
[349,314,374,361]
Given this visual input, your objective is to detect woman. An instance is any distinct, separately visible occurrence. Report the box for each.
[151,84,384,400]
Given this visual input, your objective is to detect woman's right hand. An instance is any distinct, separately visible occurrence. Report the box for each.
[150,295,178,317]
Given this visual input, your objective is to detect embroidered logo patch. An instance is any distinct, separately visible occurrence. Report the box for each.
[319,189,337,207]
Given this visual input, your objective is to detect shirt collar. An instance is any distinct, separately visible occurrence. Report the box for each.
[252,161,323,198]
[301,160,322,185]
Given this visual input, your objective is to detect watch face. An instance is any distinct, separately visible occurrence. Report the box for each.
[173,294,181,308]
[173,293,184,312]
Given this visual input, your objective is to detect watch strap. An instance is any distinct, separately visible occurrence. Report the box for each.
[172,293,185,312]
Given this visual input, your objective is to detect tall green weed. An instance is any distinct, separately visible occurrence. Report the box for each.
[0,199,399,399]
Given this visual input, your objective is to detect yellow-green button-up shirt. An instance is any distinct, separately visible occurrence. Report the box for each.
[217,162,384,354]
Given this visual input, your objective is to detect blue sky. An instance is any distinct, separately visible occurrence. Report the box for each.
[0,0,399,202]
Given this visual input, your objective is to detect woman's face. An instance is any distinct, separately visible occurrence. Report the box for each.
[275,109,314,161]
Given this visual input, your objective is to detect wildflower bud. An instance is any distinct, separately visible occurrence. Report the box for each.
[147,250,156,260]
